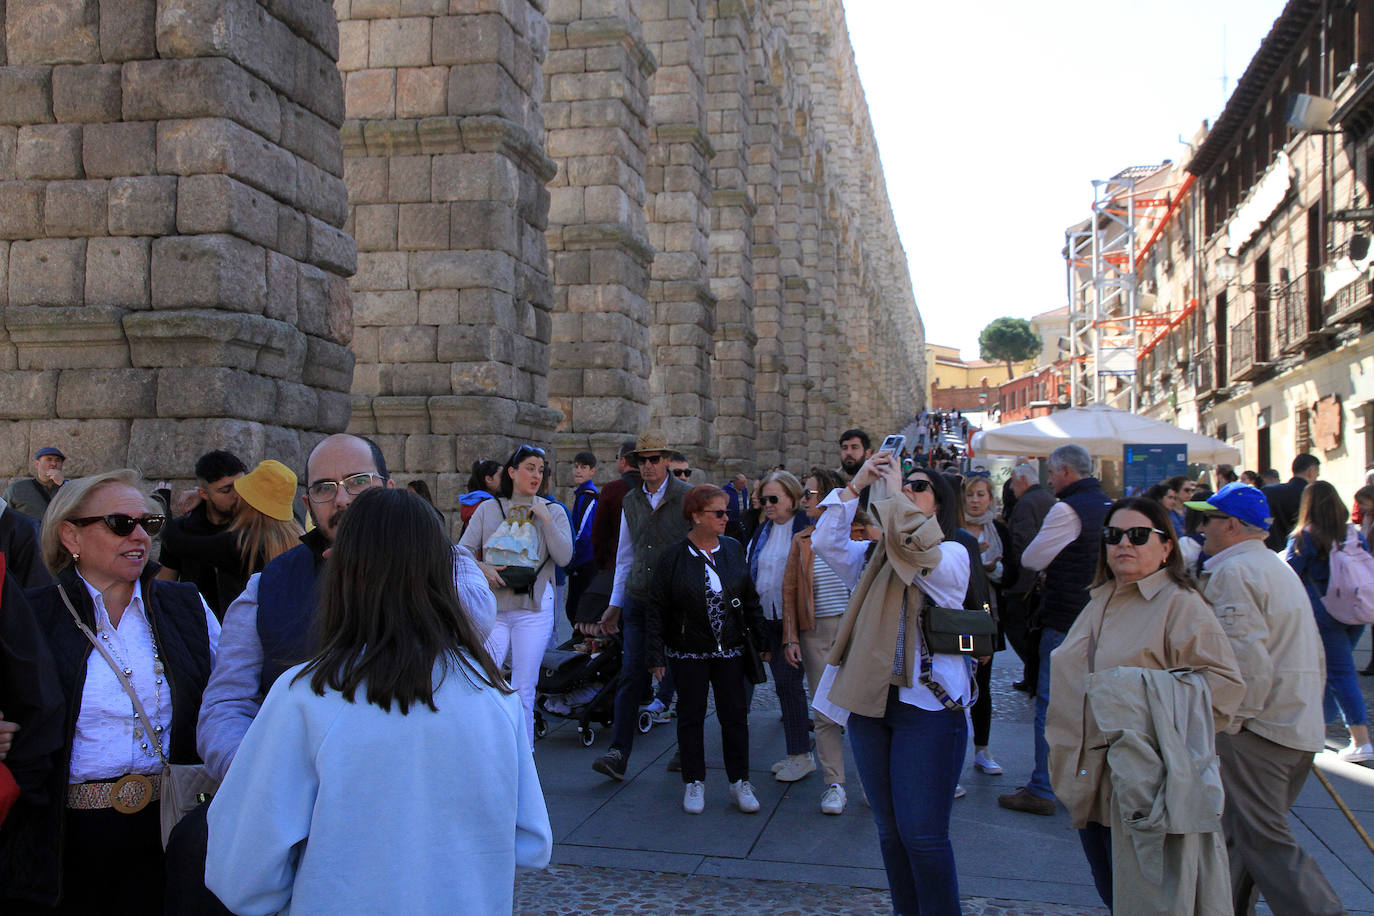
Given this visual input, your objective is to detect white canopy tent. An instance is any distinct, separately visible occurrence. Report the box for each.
[971,403,1241,464]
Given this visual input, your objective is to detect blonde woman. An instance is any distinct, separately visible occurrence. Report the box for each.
[158,460,304,613]
[959,475,1008,777]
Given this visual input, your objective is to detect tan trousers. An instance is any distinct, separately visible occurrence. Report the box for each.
[799,614,845,785]
[1215,729,1346,916]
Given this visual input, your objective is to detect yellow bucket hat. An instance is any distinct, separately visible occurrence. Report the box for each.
[234,459,298,521]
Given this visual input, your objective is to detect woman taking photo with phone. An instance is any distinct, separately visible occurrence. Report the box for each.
[812,452,972,916]
[460,445,572,748]
[207,487,551,913]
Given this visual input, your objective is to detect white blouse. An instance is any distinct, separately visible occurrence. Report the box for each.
[68,576,221,783]
[753,520,795,620]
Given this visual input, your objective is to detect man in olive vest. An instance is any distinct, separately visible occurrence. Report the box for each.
[592,431,692,780]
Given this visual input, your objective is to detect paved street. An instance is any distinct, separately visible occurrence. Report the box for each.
[517,624,1374,915]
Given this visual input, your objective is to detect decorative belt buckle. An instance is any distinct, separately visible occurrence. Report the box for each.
[959,634,974,653]
[110,773,153,814]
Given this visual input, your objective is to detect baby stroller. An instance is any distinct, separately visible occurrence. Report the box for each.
[533,633,655,747]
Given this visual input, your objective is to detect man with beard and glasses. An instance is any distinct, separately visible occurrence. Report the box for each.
[166,434,497,913]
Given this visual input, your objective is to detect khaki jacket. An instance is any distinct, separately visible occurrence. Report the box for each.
[1086,667,1235,916]
[824,496,945,718]
[781,526,816,646]
[1048,569,1244,828]
[1198,538,1326,752]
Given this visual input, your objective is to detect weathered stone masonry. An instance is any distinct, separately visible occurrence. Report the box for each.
[0,0,923,522]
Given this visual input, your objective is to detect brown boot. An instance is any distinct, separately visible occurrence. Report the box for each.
[997,788,1055,816]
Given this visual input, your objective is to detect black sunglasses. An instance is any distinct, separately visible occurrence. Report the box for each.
[902,479,933,493]
[513,444,546,461]
[672,468,691,478]
[640,454,665,464]
[1203,513,1231,523]
[70,514,166,537]
[1103,526,1167,546]
[761,494,786,504]
[699,509,728,518]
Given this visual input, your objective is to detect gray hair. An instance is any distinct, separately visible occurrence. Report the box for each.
[1011,463,1039,486]
[1047,444,1093,478]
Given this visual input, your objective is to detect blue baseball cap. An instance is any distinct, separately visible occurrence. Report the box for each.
[1184,481,1272,530]
[34,446,65,460]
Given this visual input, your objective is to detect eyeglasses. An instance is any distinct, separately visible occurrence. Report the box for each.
[70,514,166,537]
[1202,513,1231,523]
[672,468,691,478]
[640,454,665,464]
[307,472,383,503]
[1102,526,1167,546]
[902,479,933,493]
[699,509,728,518]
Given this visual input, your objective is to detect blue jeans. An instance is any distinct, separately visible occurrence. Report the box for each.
[1314,604,1369,727]
[610,598,649,754]
[848,687,967,916]
[1028,627,1067,800]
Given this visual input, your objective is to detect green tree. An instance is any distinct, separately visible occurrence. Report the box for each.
[978,317,1041,378]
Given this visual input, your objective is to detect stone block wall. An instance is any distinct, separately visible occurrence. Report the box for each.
[0,0,354,481]
[336,0,561,525]
[0,0,926,509]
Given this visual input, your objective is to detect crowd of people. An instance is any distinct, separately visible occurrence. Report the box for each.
[0,427,1367,915]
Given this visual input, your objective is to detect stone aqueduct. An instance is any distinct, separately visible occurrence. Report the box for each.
[0,0,924,517]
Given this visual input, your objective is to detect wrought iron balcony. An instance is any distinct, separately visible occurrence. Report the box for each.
[1230,308,1275,383]
[1275,269,1335,354]
[1328,275,1374,326]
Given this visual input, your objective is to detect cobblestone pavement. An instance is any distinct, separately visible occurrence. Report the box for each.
[514,864,1108,915]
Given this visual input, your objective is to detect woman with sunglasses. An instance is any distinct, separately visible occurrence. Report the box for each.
[959,475,1009,780]
[459,445,572,748]
[811,454,972,916]
[645,484,767,814]
[1,470,219,913]
[1046,496,1243,911]
[745,469,815,783]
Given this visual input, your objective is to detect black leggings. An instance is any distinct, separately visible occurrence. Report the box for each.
[971,654,992,747]
[670,654,751,783]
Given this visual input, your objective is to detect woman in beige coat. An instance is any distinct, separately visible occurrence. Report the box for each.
[1047,496,1244,913]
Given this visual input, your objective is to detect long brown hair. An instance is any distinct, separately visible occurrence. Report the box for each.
[231,502,303,572]
[1294,480,1348,556]
[1092,496,1197,592]
[297,487,511,712]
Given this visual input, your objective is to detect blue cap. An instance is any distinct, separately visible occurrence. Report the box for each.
[1184,481,1272,530]
[34,446,65,460]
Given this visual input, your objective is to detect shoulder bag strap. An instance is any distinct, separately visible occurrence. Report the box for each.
[57,585,169,766]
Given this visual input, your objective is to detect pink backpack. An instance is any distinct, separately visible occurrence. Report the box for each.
[1325,523,1374,625]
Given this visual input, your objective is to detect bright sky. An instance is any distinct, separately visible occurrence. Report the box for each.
[843,0,1289,361]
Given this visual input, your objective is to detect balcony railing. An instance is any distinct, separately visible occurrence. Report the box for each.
[1329,276,1374,326]
[1230,307,1275,383]
[1274,270,1328,353]
[1193,346,1215,395]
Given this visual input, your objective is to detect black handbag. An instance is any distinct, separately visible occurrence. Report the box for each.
[734,600,768,685]
[920,604,997,657]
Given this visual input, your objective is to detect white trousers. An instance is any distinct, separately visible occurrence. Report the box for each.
[485,600,555,748]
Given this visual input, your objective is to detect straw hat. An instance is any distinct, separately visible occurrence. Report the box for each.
[629,431,671,457]
[234,460,297,521]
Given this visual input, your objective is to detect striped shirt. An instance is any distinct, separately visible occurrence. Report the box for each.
[812,553,849,618]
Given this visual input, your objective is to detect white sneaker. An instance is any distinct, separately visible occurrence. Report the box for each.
[774,752,817,783]
[682,780,705,814]
[646,698,666,715]
[1338,742,1374,763]
[730,779,760,813]
[821,783,846,815]
[973,750,1003,775]
[770,756,788,775]
[954,784,967,799]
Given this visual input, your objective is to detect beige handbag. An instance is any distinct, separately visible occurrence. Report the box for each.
[59,585,218,847]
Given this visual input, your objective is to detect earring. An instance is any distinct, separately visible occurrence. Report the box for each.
[71,552,79,563]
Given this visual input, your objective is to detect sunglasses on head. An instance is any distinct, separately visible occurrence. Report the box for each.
[513,444,546,462]
[1103,526,1167,546]
[70,513,166,537]
[902,478,933,493]
[672,468,691,478]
